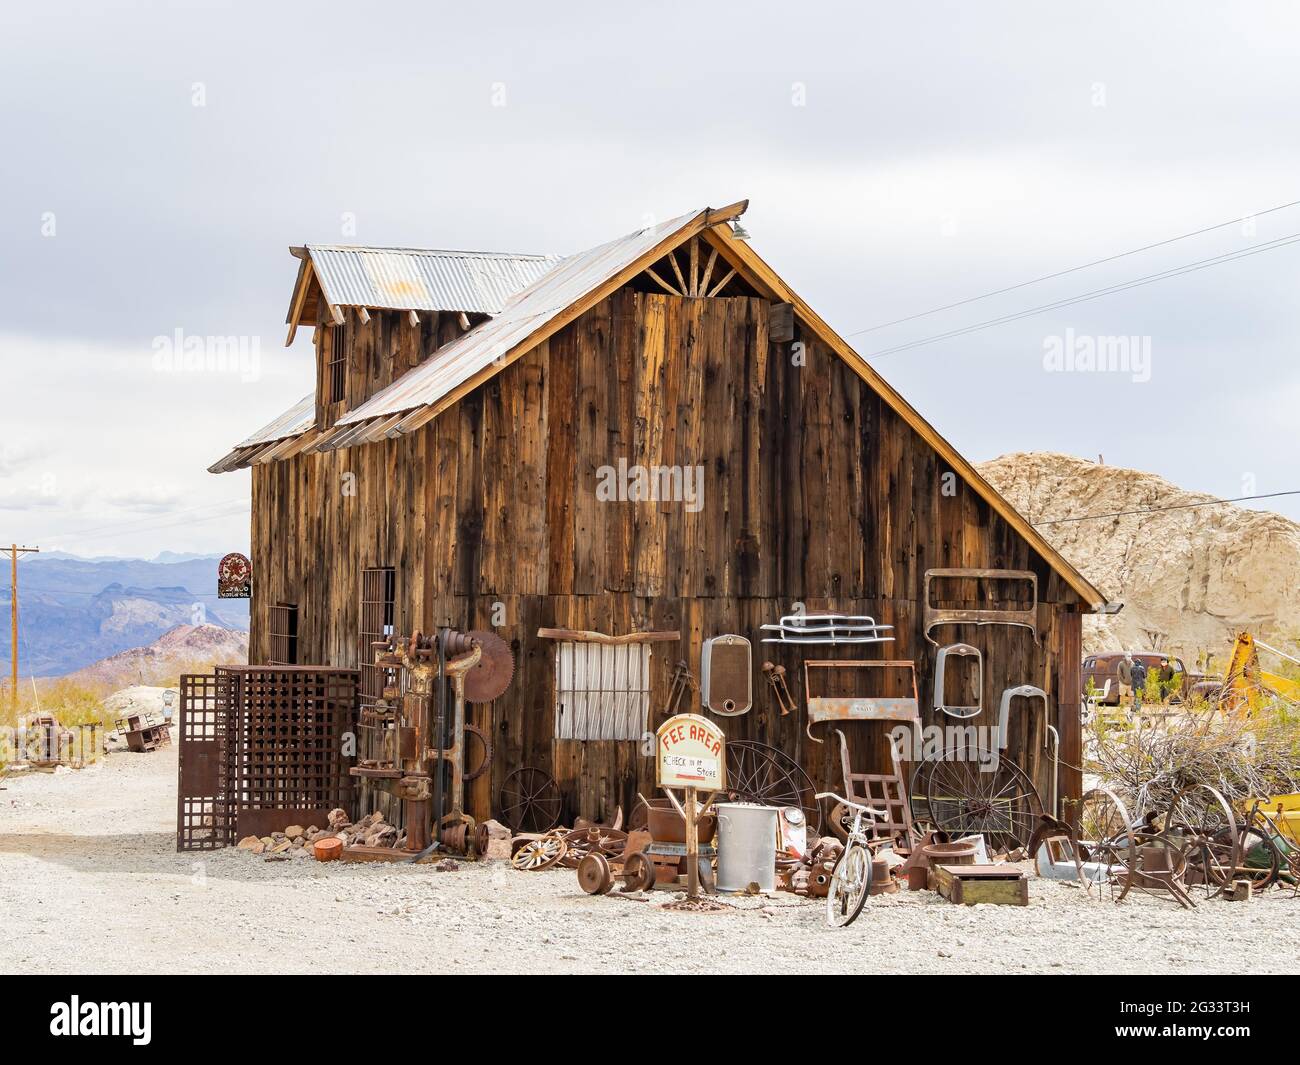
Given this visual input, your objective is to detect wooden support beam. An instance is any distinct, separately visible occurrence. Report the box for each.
[699,246,718,296]
[457,312,471,331]
[357,306,371,324]
[643,267,681,296]
[705,267,736,297]
[668,249,688,294]
[408,310,420,327]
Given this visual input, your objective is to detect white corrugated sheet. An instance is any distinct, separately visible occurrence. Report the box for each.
[553,641,654,741]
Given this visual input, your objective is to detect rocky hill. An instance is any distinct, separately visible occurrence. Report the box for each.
[978,452,1300,661]
[62,624,248,691]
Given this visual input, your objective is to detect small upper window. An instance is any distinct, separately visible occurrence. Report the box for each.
[327,326,346,404]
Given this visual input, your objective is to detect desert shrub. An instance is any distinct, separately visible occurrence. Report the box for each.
[1086,702,1300,818]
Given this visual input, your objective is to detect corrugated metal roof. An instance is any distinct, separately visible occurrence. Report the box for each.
[238,392,315,446]
[337,210,704,425]
[307,245,561,315]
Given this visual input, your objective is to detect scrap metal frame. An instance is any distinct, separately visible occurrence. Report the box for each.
[803,659,922,743]
[923,568,1041,647]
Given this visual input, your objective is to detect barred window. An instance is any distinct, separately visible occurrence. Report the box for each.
[326,326,346,404]
[359,567,396,704]
[268,603,298,666]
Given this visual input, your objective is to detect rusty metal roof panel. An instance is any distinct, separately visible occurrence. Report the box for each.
[337,210,703,425]
[306,245,561,315]
[237,392,315,446]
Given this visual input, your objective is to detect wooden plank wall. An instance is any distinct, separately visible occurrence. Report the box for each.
[251,288,1086,827]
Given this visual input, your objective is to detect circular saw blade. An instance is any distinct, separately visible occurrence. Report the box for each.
[465,630,515,703]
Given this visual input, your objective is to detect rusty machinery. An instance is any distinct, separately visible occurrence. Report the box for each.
[352,628,514,858]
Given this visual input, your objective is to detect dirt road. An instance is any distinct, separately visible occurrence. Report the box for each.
[1,749,1295,975]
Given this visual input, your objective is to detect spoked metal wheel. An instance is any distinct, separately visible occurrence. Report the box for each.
[826,844,872,928]
[1076,786,1137,893]
[1164,784,1241,899]
[499,767,563,834]
[925,751,1042,853]
[725,740,821,836]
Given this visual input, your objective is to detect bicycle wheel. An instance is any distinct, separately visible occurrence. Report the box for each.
[826,843,872,928]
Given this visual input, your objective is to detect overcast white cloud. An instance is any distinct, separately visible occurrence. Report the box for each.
[1,0,1297,559]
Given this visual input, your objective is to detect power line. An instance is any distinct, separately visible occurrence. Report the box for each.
[1031,490,1300,527]
[846,197,1300,337]
[861,231,1300,360]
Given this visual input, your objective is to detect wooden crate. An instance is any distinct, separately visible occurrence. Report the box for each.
[931,863,1028,907]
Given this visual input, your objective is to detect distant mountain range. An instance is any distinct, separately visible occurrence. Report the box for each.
[1,553,249,678]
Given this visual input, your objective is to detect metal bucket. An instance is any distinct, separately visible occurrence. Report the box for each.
[715,803,778,894]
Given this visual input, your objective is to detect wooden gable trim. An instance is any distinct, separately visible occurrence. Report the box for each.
[284,258,319,347]
[698,223,1106,610]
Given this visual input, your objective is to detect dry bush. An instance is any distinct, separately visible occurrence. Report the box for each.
[1086,700,1300,817]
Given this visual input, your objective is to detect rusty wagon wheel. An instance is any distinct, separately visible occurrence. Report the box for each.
[1075,786,1139,895]
[499,767,562,834]
[925,750,1042,853]
[511,834,567,872]
[462,723,493,782]
[724,740,822,836]
[560,826,628,868]
[1163,784,1243,899]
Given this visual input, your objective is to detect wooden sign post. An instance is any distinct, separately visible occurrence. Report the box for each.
[656,714,726,899]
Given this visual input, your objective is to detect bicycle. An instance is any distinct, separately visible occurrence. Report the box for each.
[815,791,887,928]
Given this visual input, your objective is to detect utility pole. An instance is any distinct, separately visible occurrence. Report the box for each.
[8,544,39,715]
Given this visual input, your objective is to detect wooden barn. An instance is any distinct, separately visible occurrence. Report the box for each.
[209,200,1109,834]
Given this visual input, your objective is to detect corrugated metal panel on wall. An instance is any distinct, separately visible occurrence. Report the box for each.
[553,641,654,741]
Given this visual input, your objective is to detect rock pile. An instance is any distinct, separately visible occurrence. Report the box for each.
[236,808,403,858]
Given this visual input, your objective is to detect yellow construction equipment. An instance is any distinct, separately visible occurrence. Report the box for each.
[1218,631,1300,715]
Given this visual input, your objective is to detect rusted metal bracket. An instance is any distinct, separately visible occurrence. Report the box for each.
[803,660,922,744]
[923,568,1041,647]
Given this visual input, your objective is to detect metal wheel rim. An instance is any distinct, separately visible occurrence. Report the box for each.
[499,767,562,833]
[725,740,821,835]
[924,749,1042,852]
[1164,784,1240,898]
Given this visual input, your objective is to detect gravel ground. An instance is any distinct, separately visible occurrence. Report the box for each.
[1,748,1296,975]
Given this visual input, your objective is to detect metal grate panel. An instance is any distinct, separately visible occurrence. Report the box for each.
[176,672,231,851]
[221,666,359,838]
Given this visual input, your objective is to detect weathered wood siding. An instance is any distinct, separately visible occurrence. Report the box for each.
[251,288,1085,826]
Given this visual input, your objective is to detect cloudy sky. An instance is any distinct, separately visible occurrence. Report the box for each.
[1,0,1297,560]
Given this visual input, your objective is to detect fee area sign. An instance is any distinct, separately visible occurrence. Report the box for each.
[656,714,726,791]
